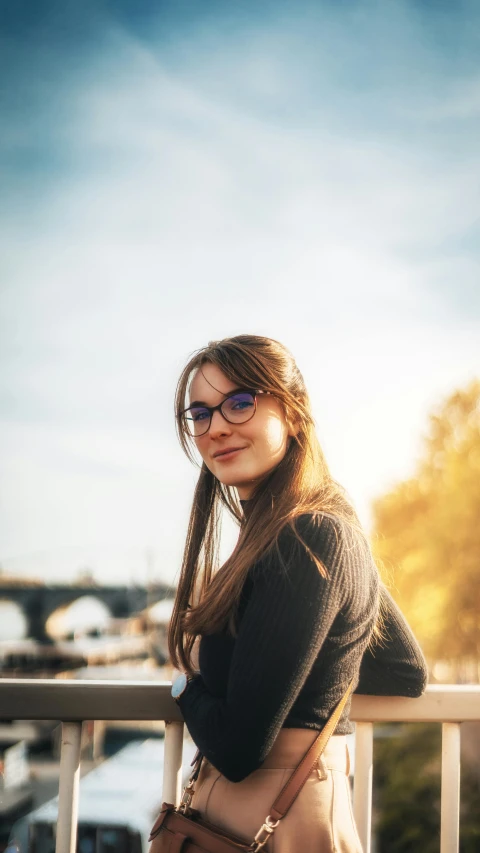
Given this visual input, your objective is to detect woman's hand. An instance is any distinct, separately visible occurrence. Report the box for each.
[171,667,184,683]
[171,637,201,683]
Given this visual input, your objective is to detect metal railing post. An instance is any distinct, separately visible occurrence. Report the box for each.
[163,720,185,805]
[353,722,373,853]
[55,721,82,853]
[92,720,106,761]
[0,682,477,850]
[441,722,461,853]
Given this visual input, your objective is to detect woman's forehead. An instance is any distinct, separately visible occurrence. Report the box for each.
[189,363,238,404]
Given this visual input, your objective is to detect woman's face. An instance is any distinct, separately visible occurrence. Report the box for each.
[188,363,295,499]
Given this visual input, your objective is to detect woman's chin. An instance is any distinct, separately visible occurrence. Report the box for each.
[216,472,258,494]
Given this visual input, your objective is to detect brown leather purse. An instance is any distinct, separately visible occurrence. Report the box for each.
[149,681,353,853]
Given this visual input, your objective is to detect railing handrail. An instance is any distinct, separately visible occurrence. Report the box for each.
[0,679,479,722]
[2,680,478,853]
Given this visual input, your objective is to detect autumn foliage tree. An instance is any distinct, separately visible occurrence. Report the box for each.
[371,380,480,675]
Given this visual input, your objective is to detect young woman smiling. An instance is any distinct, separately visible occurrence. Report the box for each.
[168,335,427,853]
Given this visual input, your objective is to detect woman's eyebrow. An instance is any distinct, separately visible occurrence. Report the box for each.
[188,388,243,407]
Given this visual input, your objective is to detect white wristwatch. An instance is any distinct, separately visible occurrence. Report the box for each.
[171,672,189,701]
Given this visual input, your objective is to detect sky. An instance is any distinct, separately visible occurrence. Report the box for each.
[1,0,479,586]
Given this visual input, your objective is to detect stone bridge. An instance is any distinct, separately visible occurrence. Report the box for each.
[0,583,175,642]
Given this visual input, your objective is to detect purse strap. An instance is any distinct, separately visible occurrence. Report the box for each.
[179,679,354,851]
[268,679,353,820]
[250,679,354,851]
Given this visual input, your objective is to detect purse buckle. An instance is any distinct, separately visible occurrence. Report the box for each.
[178,781,195,814]
[251,816,280,851]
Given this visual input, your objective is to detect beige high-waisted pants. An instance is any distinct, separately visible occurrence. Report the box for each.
[191,729,363,853]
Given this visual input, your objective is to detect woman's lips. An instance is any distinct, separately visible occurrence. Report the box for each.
[213,447,245,462]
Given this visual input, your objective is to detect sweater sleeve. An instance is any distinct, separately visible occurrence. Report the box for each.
[178,515,346,782]
[356,584,428,697]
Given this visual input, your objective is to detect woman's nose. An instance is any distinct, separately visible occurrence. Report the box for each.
[208,409,232,438]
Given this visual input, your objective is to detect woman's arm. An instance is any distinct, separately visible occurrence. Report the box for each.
[356,584,428,697]
[177,516,351,782]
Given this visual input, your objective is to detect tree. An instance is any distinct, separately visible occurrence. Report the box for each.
[372,381,480,671]
[374,724,480,853]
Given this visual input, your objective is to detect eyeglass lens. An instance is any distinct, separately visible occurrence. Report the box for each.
[184,392,256,436]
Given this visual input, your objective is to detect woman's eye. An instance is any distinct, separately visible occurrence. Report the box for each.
[230,396,254,410]
[191,409,209,421]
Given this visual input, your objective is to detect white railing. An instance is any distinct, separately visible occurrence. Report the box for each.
[0,681,479,853]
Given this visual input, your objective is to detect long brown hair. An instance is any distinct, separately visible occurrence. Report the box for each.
[169,334,363,674]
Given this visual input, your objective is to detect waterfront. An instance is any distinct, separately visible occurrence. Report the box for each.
[0,591,174,849]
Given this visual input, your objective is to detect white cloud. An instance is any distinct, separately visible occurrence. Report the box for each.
[1,5,479,581]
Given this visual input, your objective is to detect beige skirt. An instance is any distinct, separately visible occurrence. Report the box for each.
[191,729,363,853]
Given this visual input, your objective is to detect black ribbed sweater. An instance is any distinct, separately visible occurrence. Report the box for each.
[178,511,427,782]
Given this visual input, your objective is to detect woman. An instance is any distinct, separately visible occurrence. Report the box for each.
[168,335,427,853]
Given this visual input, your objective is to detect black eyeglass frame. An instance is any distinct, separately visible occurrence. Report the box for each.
[179,389,272,437]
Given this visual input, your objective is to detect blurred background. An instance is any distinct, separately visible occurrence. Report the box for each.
[1,1,479,851]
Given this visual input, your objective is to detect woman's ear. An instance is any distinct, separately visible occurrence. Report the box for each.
[282,403,300,438]
[286,418,300,437]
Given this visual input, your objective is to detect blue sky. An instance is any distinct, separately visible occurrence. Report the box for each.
[1,0,479,583]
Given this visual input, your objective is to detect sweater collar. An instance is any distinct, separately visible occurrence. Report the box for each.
[240,499,253,519]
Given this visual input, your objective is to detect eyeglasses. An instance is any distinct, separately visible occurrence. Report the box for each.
[179,389,270,437]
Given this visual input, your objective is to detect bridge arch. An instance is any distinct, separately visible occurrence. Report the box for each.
[0,599,28,640]
[46,596,112,640]
[0,583,174,641]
